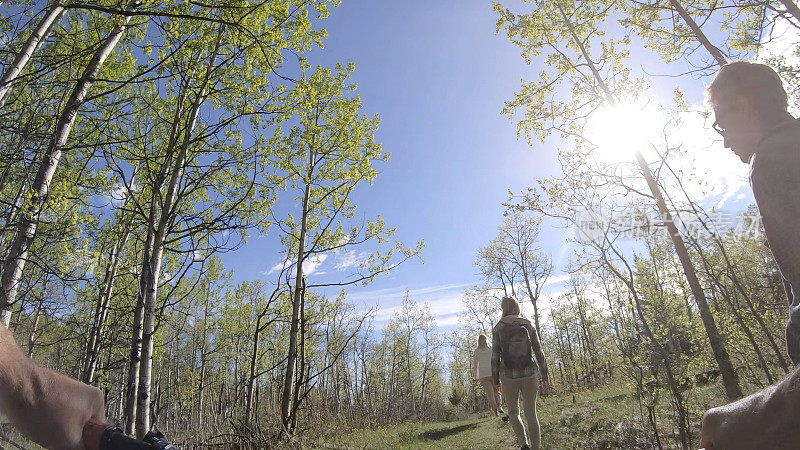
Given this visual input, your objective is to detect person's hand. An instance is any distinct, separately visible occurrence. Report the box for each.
[539,379,550,395]
[494,383,501,394]
[700,386,800,450]
[7,366,105,450]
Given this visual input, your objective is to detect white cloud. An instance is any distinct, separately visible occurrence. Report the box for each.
[352,283,470,325]
[266,261,286,275]
[543,273,570,289]
[347,283,471,304]
[266,253,328,276]
[334,250,369,271]
[436,313,464,328]
[359,276,571,332]
[99,180,138,208]
[303,254,327,275]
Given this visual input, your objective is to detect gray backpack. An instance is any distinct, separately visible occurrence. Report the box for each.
[498,321,533,371]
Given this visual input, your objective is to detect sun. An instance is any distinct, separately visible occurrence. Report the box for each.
[585,99,666,163]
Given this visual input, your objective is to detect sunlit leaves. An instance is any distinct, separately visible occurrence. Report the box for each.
[494,0,640,147]
[269,63,421,287]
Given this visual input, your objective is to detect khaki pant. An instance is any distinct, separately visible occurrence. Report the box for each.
[500,372,540,449]
[478,376,500,413]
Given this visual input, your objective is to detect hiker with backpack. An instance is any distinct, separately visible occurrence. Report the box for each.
[492,296,549,450]
[472,333,503,416]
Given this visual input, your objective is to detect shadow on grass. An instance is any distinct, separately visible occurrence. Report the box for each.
[419,423,479,441]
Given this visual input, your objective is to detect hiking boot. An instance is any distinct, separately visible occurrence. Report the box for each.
[520,445,531,450]
[501,415,509,422]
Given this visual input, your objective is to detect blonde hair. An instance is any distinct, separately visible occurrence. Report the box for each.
[501,296,521,317]
[477,334,488,348]
[706,61,788,121]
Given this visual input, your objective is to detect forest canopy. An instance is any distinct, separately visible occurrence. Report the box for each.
[0,0,799,448]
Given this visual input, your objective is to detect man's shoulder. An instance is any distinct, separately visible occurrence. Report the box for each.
[756,119,800,159]
[752,119,800,184]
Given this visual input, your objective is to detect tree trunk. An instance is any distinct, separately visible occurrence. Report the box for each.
[665,154,791,374]
[0,3,66,108]
[777,0,800,24]
[134,30,219,434]
[83,219,132,384]
[522,268,542,335]
[604,256,690,449]
[692,243,775,384]
[26,298,42,358]
[405,330,415,413]
[722,261,790,372]
[0,159,34,256]
[717,282,773,384]
[0,0,139,326]
[245,310,262,423]
[635,151,742,400]
[135,243,165,437]
[557,0,740,397]
[197,298,209,429]
[552,317,569,388]
[117,374,125,421]
[124,226,154,435]
[667,0,727,66]
[280,170,312,433]
[124,78,189,434]
[290,288,307,432]
[420,342,430,410]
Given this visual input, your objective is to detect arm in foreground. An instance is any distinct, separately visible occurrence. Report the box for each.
[701,364,800,449]
[491,326,501,387]
[0,323,105,450]
[525,321,549,385]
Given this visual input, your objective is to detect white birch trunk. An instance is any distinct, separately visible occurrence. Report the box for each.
[0,3,66,108]
[0,1,140,326]
[124,222,154,435]
[135,44,216,435]
[82,221,131,384]
[280,178,311,432]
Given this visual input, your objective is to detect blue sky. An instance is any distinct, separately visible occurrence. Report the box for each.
[223,0,565,311]
[220,0,762,331]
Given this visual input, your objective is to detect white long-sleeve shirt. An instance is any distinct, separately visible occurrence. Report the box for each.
[472,346,493,379]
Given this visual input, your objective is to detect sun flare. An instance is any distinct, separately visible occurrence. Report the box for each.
[585,99,666,163]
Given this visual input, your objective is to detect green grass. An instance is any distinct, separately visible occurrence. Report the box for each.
[320,383,716,449]
[326,414,518,449]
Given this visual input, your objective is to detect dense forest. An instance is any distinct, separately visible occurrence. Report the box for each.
[0,0,799,448]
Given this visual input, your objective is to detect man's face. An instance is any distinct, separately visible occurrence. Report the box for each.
[713,97,764,164]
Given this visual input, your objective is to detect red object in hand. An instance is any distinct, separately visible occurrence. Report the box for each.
[82,417,108,450]
[540,380,550,395]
